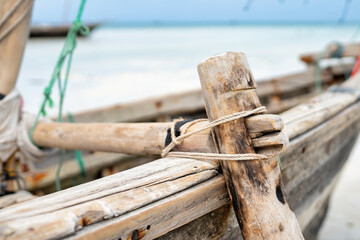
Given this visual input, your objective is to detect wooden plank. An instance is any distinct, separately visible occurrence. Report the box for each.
[300,42,360,64]
[0,158,222,240]
[68,89,206,123]
[266,92,315,114]
[0,191,36,209]
[25,153,151,192]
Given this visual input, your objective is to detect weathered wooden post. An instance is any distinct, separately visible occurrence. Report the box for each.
[197,52,304,239]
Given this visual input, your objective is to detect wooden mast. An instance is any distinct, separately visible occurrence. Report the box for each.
[197,52,304,239]
[0,0,33,97]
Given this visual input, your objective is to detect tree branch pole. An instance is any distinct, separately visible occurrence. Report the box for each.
[197,52,303,239]
[32,114,287,156]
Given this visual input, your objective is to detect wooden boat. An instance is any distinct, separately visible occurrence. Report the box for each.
[29,23,99,38]
[0,43,359,239]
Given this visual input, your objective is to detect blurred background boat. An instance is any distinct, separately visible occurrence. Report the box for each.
[30,23,99,37]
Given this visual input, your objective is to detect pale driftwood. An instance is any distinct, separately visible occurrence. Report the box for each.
[0,0,33,95]
[300,42,360,64]
[0,158,223,240]
[32,114,285,156]
[65,61,352,124]
[197,52,302,239]
[1,86,359,239]
[0,191,36,209]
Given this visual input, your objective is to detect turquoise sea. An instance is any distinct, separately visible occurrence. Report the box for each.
[18,24,360,114]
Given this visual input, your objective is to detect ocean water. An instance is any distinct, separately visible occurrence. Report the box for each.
[15,24,360,239]
[17,24,359,114]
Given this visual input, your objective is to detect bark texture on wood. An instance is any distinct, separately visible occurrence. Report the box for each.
[197,52,303,239]
[0,0,33,95]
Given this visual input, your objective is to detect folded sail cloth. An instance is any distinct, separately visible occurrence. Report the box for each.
[0,89,55,170]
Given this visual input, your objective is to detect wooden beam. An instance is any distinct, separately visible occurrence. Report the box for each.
[0,0,33,96]
[197,52,303,239]
[32,114,285,156]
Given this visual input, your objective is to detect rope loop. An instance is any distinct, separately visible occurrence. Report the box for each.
[162,106,269,161]
[72,21,90,36]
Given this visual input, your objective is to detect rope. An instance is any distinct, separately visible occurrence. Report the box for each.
[29,0,89,145]
[28,0,88,191]
[162,106,270,161]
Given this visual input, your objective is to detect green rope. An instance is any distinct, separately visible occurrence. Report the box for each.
[29,0,89,191]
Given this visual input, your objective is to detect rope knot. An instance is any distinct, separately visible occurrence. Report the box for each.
[42,87,53,114]
[72,21,90,36]
[161,106,270,161]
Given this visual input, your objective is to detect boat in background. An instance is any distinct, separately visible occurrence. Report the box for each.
[30,23,99,37]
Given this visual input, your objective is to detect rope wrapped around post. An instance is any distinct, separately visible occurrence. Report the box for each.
[162,106,275,161]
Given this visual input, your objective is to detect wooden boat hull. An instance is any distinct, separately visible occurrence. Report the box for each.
[158,127,358,240]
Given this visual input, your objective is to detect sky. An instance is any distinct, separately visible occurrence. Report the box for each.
[31,0,360,25]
